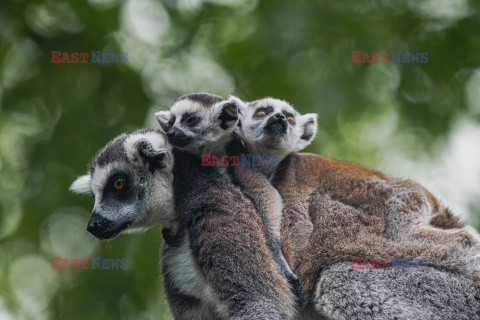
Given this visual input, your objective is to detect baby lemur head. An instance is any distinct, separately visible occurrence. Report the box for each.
[235,97,318,160]
[70,129,176,240]
[155,92,238,155]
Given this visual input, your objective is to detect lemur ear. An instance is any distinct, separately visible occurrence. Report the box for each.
[155,111,172,133]
[227,95,247,116]
[125,133,171,172]
[69,175,93,195]
[228,96,248,131]
[294,113,318,151]
[214,99,239,130]
[136,140,170,172]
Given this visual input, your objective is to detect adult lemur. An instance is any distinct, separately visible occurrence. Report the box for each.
[70,129,295,319]
[231,96,480,303]
[155,93,298,289]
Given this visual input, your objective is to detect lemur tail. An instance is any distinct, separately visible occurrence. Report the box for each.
[424,188,465,229]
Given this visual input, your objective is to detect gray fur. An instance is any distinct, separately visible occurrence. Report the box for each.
[312,262,480,320]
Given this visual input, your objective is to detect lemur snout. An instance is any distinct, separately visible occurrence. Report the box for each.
[87,213,114,238]
[87,212,132,240]
[166,128,193,147]
[166,128,179,139]
[265,113,287,134]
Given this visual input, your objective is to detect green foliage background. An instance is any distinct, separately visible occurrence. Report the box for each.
[1,0,480,319]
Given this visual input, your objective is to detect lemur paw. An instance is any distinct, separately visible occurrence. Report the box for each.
[285,269,298,282]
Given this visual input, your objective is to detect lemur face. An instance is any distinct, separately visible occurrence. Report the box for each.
[155,93,238,154]
[70,130,175,240]
[235,97,318,158]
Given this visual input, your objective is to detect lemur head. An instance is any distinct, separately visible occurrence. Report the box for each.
[234,97,318,160]
[155,92,238,154]
[69,129,175,240]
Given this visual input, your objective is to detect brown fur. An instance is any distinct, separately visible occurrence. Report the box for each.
[226,138,299,290]
[271,153,480,299]
[430,207,465,229]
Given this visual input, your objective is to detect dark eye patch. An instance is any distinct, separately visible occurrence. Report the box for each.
[181,113,201,127]
[103,170,135,201]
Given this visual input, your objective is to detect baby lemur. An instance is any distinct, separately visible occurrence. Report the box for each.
[233,96,480,300]
[70,129,295,319]
[155,93,298,288]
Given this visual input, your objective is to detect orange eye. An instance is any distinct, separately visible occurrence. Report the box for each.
[113,178,124,190]
[286,116,295,124]
[167,121,173,129]
[256,110,267,117]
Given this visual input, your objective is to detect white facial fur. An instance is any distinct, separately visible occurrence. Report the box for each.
[70,174,93,196]
[234,96,318,161]
[70,130,177,237]
[155,98,239,155]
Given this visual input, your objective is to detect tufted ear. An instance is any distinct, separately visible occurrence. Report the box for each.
[294,113,318,152]
[69,175,93,195]
[227,96,250,134]
[155,111,173,133]
[213,99,239,131]
[125,132,172,173]
[136,139,170,173]
[227,95,248,116]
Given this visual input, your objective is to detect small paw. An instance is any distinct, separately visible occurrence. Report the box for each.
[285,269,298,283]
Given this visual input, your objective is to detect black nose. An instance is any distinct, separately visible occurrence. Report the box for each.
[167,130,176,139]
[165,128,193,148]
[265,113,288,134]
[87,212,114,236]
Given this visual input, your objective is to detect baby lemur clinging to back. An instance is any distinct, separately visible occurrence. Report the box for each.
[234,96,480,300]
[155,93,300,288]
